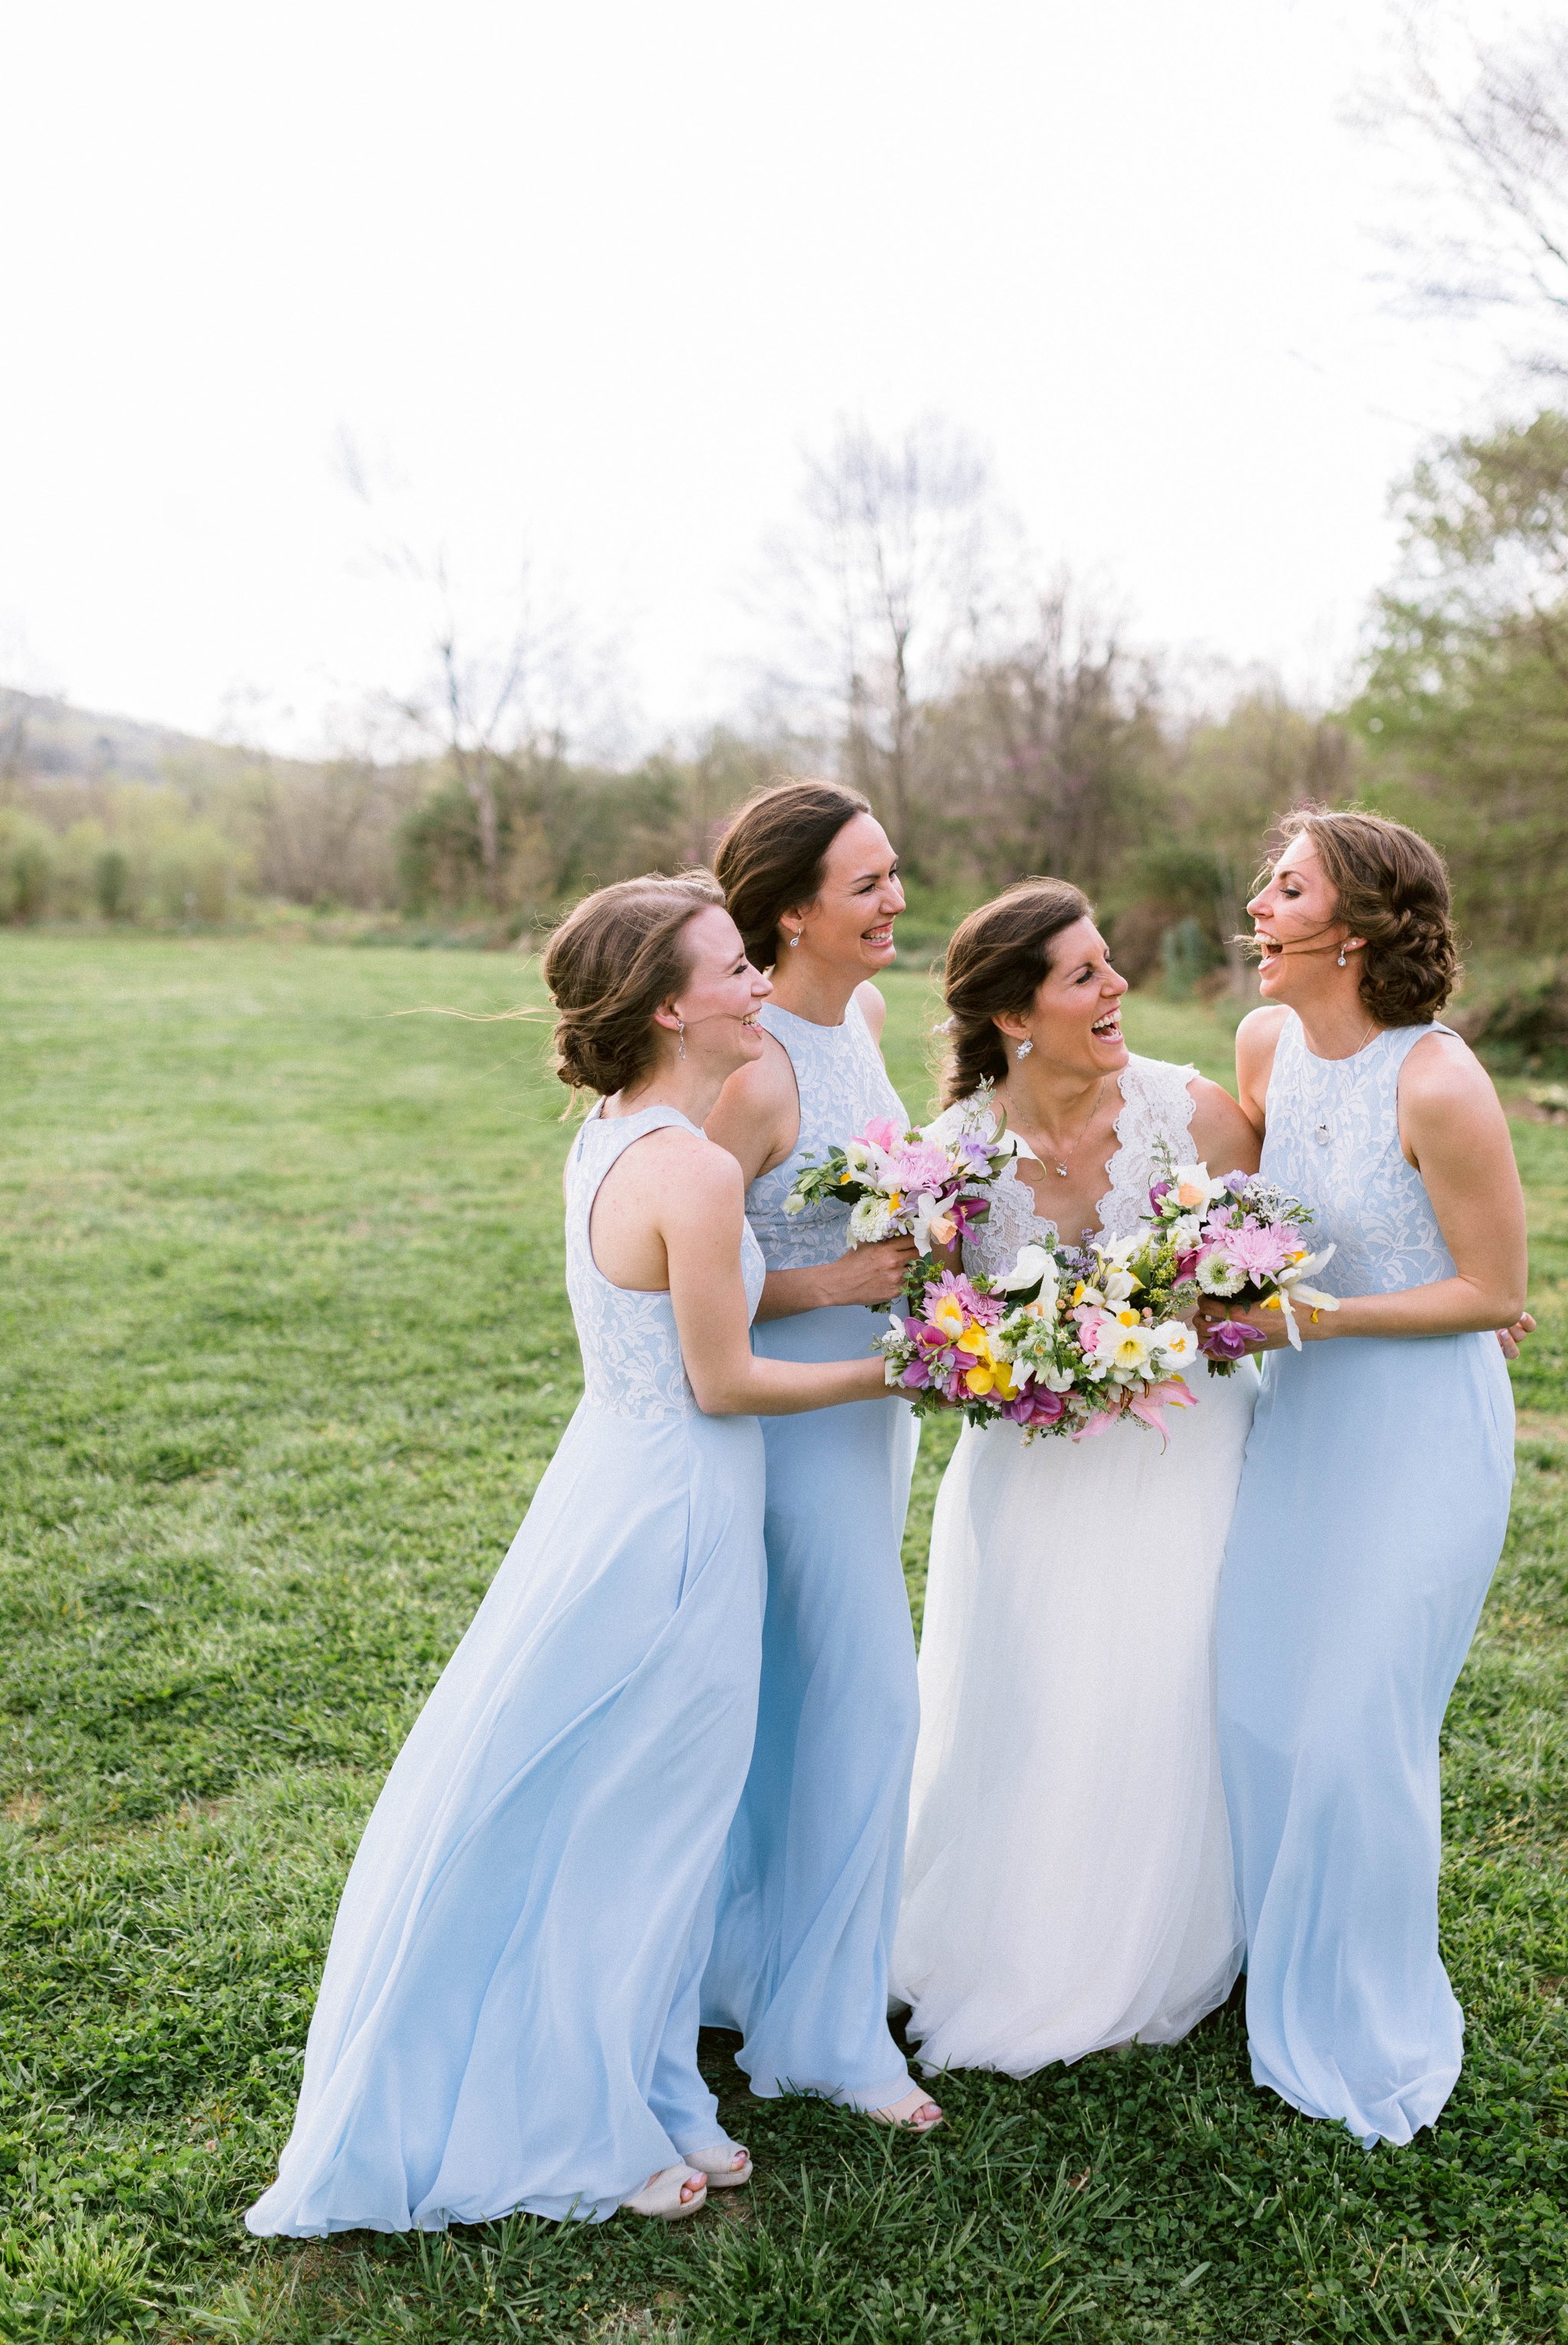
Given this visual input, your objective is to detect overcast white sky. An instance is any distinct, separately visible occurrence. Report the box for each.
[0,1,1533,756]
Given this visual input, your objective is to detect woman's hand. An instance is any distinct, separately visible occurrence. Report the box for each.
[1194,1296,1306,1353]
[818,1238,920,1307]
[1496,1311,1536,1361]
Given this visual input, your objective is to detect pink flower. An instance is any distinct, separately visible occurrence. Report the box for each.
[900,1357,933,1389]
[889,1141,952,1195]
[860,1116,901,1152]
[923,1268,1002,1326]
[1221,1222,1295,1282]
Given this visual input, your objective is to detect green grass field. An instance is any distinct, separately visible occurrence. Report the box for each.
[1,934,1563,2345]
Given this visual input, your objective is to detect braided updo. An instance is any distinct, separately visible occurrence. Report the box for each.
[1282,808,1461,1025]
[541,872,724,1098]
[939,880,1094,1106]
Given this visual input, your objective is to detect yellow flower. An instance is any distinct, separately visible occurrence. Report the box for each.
[929,1295,967,1341]
[965,1364,994,1395]
[1116,1309,1139,1327]
[960,1320,993,1358]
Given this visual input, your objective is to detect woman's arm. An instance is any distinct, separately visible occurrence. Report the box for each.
[1200,1031,1527,1347]
[665,1145,894,1414]
[1233,1005,1288,1140]
[1185,1075,1262,1178]
[705,1023,916,1320]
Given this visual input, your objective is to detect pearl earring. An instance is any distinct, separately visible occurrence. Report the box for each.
[1338,946,1348,967]
[1016,1038,1034,1060]
[677,1021,686,1060]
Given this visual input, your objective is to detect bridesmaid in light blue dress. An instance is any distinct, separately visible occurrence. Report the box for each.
[701,781,939,2128]
[246,877,900,2234]
[1211,811,1528,2149]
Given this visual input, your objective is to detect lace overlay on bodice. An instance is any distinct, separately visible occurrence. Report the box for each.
[566,1103,766,1419]
[1260,1014,1458,1297]
[746,997,910,1272]
[951,1055,1199,1282]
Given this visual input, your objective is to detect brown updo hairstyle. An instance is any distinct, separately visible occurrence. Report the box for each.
[939,879,1094,1106]
[714,778,872,969]
[1276,806,1461,1026]
[542,871,724,1099]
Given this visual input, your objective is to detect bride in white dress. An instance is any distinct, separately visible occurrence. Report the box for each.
[891,880,1264,2075]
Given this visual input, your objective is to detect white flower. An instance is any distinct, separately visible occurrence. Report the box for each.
[1151,1319,1199,1365]
[1272,1244,1341,1348]
[849,1194,894,1244]
[1102,1266,1138,1305]
[1170,1161,1231,1210]
[1195,1251,1246,1298]
[1095,1233,1144,1270]
[1089,1314,1156,1373]
[995,1242,1060,1303]
[1170,1213,1204,1251]
[782,1191,807,1217]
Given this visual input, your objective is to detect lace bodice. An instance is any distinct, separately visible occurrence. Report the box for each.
[746,997,909,1272]
[1260,1014,1458,1298]
[565,1103,766,1419]
[948,1055,1199,1281]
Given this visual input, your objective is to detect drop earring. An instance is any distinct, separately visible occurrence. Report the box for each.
[788,930,801,949]
[1016,1038,1034,1060]
[677,1021,686,1060]
[1338,946,1348,967]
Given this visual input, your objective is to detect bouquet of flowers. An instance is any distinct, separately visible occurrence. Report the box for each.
[1134,1142,1341,1369]
[876,1236,1202,1444]
[784,1085,1018,1302]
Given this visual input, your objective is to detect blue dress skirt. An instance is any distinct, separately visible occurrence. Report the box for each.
[246,1104,766,2230]
[1217,1015,1515,2147]
[701,998,920,2108]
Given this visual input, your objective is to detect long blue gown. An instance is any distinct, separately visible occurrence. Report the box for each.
[701,996,920,2108]
[1217,1015,1515,2147]
[246,1104,767,2231]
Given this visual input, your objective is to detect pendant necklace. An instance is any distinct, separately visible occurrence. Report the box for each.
[1313,1017,1379,1147]
[1023,1078,1107,1178]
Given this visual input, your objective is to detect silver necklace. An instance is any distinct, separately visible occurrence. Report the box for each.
[1312,1019,1379,1147]
[1021,1078,1107,1178]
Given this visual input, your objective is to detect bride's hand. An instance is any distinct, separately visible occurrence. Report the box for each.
[820,1238,920,1308]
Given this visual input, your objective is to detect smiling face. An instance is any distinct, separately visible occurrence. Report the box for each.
[1012,916,1130,1075]
[786,812,904,975]
[1247,832,1349,1004]
[664,906,772,1075]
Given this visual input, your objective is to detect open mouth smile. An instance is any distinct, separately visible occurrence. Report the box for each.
[1091,1010,1122,1040]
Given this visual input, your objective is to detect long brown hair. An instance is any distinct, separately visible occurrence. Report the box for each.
[939,880,1093,1105]
[541,872,724,1097]
[714,778,872,968]
[1276,807,1460,1025]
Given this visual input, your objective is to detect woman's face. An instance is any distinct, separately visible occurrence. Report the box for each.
[1011,917,1129,1076]
[1247,833,1344,1002]
[669,907,772,1072]
[789,812,905,975]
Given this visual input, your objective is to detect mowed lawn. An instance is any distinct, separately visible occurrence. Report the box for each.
[0,932,1563,2345]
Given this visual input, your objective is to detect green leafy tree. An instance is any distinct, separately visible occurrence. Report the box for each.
[1357,411,1568,948]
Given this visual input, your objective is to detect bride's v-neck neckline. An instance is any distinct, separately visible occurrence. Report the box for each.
[1004,1066,1133,1246]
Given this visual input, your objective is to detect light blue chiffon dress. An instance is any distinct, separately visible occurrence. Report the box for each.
[246,1104,766,2232]
[1217,1014,1515,2148]
[701,996,921,2108]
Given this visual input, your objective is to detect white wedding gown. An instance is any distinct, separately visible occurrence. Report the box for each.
[891,1056,1256,2076]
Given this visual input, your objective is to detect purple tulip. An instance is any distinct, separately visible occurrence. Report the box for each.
[1149,1179,1173,1208]
[1200,1319,1266,1361]
[1224,1170,1251,1197]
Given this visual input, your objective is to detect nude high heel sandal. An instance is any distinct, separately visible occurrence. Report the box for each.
[684,2141,753,2187]
[620,2163,708,2219]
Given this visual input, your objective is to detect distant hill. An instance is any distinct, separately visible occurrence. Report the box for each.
[0,687,243,785]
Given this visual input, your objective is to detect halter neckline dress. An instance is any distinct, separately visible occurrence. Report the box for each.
[701,995,921,2109]
[247,1102,767,2230]
[1217,1015,1514,2147]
